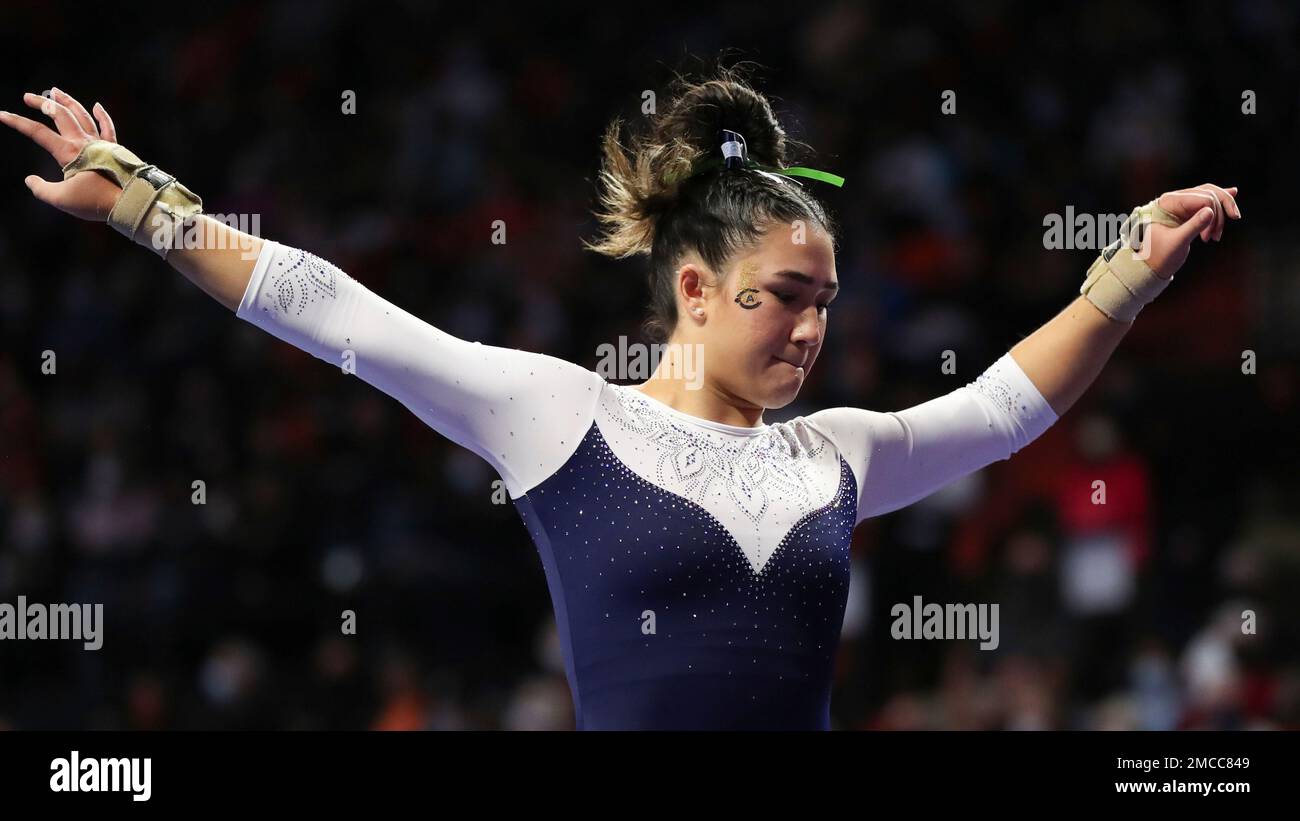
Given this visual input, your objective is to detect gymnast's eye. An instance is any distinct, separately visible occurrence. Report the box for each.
[772,291,796,304]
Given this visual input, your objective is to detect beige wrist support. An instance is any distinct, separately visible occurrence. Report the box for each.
[1080,199,1183,323]
[61,140,203,259]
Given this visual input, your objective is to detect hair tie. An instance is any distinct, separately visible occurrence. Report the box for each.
[662,129,846,187]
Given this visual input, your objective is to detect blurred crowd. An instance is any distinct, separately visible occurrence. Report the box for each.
[1,0,1297,729]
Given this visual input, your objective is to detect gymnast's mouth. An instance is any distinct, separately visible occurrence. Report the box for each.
[772,355,807,369]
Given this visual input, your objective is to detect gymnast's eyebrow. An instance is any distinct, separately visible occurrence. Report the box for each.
[771,270,838,291]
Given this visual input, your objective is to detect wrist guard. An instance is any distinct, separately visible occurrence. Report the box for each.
[61,140,203,259]
[1080,199,1181,322]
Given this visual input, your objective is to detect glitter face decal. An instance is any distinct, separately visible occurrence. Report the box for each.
[733,263,762,309]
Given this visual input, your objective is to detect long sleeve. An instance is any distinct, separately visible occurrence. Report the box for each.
[235,240,604,498]
[805,352,1058,525]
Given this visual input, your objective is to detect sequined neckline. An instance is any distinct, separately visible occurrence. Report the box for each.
[615,384,769,436]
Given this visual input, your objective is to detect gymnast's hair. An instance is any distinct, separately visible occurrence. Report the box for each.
[583,62,839,344]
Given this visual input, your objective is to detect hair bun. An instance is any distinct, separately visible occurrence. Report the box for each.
[584,62,809,260]
[657,65,789,169]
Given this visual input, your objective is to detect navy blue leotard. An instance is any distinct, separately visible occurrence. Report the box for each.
[237,241,1058,729]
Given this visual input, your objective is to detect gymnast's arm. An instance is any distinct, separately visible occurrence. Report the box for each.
[811,294,1142,517]
[804,179,1239,524]
[1,89,603,498]
[806,352,1059,524]
[227,239,604,498]
[1,90,262,309]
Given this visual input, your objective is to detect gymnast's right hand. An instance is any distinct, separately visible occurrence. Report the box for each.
[0,87,123,221]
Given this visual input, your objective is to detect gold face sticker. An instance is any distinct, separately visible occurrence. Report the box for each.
[734,263,762,310]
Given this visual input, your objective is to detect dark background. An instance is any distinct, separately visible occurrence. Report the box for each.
[1,0,1297,729]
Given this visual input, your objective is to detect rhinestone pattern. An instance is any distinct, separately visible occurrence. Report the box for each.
[269,247,345,317]
[515,417,857,730]
[970,368,1034,425]
[606,384,828,523]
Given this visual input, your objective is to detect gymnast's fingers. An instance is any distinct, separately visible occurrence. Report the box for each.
[92,101,117,143]
[50,88,98,137]
[0,108,71,162]
[23,91,87,141]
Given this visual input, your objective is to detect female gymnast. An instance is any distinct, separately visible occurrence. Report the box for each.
[1,70,1239,729]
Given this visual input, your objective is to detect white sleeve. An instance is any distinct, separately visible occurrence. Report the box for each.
[235,240,604,498]
[805,352,1058,524]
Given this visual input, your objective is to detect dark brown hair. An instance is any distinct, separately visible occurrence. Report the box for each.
[583,62,839,343]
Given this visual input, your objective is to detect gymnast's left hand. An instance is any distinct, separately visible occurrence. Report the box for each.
[0,87,124,222]
[1145,184,1241,279]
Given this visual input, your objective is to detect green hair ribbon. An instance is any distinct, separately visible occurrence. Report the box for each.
[663,156,845,188]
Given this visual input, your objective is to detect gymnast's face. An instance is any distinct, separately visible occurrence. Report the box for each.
[683,220,838,410]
